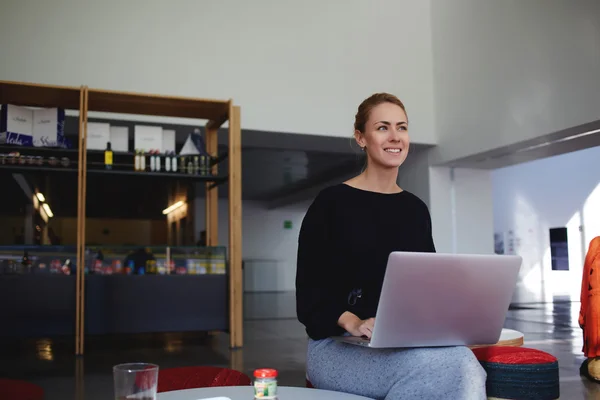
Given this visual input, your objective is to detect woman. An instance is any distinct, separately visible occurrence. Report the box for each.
[296,93,487,399]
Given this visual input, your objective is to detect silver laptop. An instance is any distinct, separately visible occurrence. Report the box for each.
[335,251,522,348]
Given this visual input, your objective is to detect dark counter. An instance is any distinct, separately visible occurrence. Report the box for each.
[0,275,76,337]
[0,274,228,337]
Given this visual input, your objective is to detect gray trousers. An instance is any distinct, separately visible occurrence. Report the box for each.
[307,337,487,400]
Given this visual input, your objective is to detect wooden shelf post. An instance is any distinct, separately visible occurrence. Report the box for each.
[228,105,243,348]
[205,125,219,246]
[75,86,88,356]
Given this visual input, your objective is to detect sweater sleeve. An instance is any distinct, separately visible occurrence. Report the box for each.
[295,192,348,339]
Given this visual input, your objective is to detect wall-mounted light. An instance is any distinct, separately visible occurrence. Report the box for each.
[36,192,46,202]
[42,203,54,218]
[39,205,48,223]
[162,201,185,215]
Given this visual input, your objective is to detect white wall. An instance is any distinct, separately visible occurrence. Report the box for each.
[0,0,437,144]
[492,145,600,300]
[397,149,432,209]
[431,0,600,164]
[429,166,494,255]
[194,198,310,292]
[398,150,495,256]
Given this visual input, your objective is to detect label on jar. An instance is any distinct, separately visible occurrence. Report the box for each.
[254,380,277,398]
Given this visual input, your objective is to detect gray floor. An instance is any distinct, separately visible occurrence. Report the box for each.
[2,287,600,399]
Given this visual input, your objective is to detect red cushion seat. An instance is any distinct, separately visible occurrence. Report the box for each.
[472,346,557,365]
[157,366,251,393]
[472,346,559,400]
[0,378,44,400]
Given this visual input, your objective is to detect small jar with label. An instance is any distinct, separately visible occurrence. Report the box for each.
[253,368,277,399]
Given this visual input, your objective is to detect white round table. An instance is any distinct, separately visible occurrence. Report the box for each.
[158,386,373,400]
[469,328,524,349]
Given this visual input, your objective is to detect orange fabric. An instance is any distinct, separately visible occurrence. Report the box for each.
[580,236,600,358]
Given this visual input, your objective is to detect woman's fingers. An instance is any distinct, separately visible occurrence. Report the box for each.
[365,318,375,330]
[359,318,376,338]
[359,322,373,338]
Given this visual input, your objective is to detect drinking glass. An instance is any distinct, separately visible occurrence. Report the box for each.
[113,363,159,400]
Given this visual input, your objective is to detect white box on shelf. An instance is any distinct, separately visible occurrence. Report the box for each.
[32,107,65,148]
[87,122,111,150]
[0,104,34,146]
[162,129,176,153]
[110,126,129,152]
[134,125,162,153]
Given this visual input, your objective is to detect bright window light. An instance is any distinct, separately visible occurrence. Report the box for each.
[583,182,600,246]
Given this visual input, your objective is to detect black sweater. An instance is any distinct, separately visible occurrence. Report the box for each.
[295,184,436,340]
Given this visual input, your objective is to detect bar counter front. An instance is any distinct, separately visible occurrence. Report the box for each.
[0,245,229,337]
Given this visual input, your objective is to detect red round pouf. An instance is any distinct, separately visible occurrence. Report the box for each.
[0,378,44,400]
[157,366,251,393]
[472,347,559,400]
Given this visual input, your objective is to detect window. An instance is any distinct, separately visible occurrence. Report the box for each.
[549,227,569,271]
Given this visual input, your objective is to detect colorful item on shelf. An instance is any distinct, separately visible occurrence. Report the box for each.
[105,142,113,170]
[179,128,204,156]
[93,259,103,274]
[50,259,61,274]
[126,260,134,275]
[1,104,34,146]
[112,260,122,274]
[61,259,72,275]
[1,104,67,148]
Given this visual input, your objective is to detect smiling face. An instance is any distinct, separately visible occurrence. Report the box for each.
[355,101,410,169]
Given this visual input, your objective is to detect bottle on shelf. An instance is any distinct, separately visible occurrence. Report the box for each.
[172,152,178,172]
[193,156,199,175]
[134,149,141,171]
[199,155,206,176]
[104,142,113,170]
[150,149,156,172]
[62,259,72,275]
[140,150,146,171]
[165,152,171,172]
[155,150,161,171]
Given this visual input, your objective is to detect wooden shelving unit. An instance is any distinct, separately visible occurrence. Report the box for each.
[0,80,243,354]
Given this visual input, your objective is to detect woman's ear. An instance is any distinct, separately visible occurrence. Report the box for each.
[354,130,365,150]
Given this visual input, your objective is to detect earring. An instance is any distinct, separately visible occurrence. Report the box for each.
[361,146,365,152]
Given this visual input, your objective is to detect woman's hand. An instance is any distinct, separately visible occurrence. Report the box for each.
[347,317,376,338]
[338,311,376,338]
